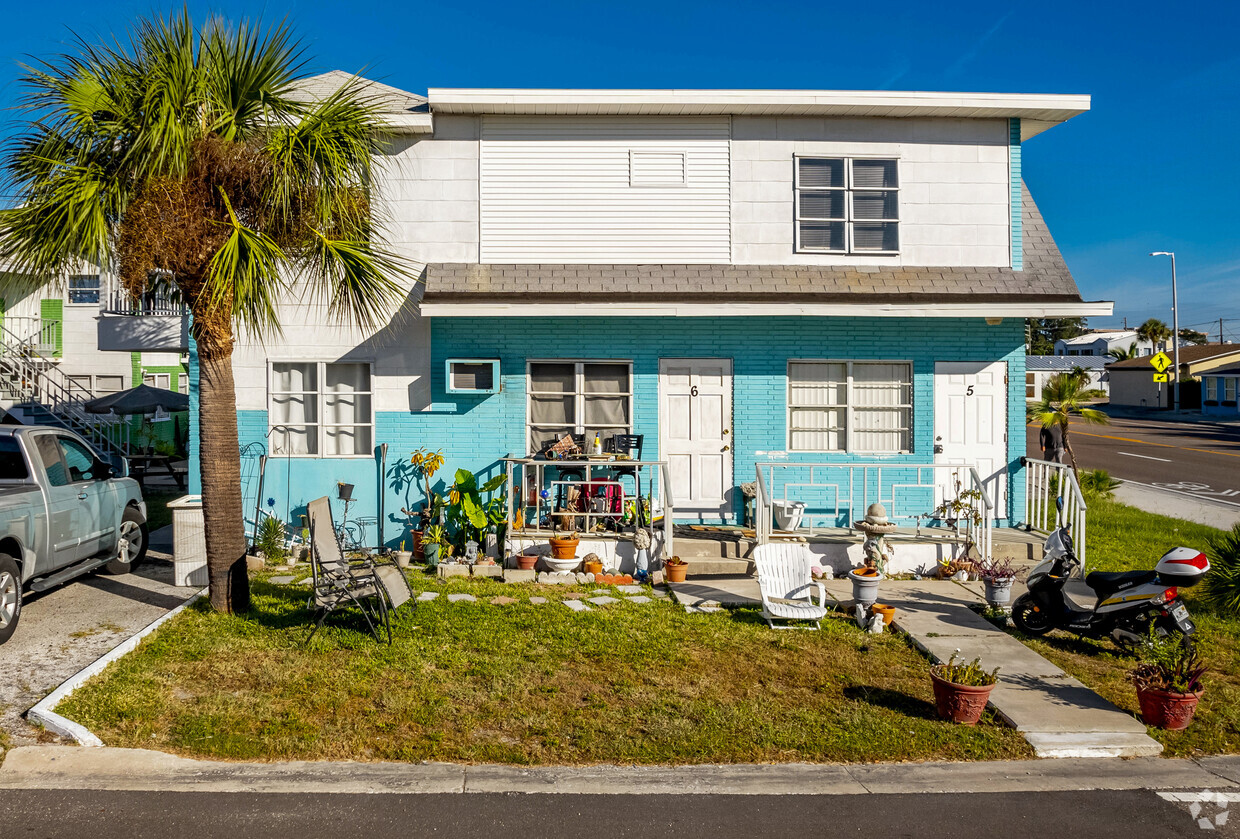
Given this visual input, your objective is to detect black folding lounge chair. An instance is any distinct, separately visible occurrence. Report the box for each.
[306,496,412,644]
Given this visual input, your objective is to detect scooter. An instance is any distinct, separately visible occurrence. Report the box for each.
[1011,498,1210,647]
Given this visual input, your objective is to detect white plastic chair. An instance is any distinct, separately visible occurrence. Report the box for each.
[754,542,828,629]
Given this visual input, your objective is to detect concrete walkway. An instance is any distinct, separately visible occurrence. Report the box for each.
[1114,480,1240,531]
[822,579,1162,758]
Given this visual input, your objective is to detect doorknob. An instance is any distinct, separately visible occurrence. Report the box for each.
[722,445,731,452]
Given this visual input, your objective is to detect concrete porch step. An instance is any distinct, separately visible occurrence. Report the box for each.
[682,558,753,576]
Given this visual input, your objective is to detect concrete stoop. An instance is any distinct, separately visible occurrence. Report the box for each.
[822,580,1164,759]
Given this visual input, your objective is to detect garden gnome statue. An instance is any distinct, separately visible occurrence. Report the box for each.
[854,502,897,574]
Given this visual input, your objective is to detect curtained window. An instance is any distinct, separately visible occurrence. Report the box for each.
[788,361,911,453]
[528,361,632,453]
[270,362,373,456]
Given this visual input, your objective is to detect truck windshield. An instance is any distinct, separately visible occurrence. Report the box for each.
[0,437,28,480]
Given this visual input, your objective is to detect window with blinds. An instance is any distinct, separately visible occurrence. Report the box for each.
[795,157,899,254]
[528,361,632,453]
[788,361,912,453]
[269,362,373,456]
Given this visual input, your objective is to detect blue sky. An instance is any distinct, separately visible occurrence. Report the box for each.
[1,1,1237,338]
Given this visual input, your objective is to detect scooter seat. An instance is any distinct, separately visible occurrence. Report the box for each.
[1085,569,1158,595]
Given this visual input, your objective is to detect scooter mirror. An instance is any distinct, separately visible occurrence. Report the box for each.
[1055,495,1064,512]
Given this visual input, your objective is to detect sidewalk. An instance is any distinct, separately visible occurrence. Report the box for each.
[1113,480,1240,531]
[821,579,1162,758]
[2,745,1237,795]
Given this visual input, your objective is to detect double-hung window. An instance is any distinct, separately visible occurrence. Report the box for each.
[1206,378,1218,403]
[1226,378,1239,405]
[527,362,632,453]
[270,362,373,456]
[788,361,912,453]
[795,157,899,254]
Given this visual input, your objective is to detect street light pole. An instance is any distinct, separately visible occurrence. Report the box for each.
[1150,252,1179,410]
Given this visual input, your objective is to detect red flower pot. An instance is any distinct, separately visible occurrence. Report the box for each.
[930,672,997,726]
[517,555,538,571]
[1136,686,1204,731]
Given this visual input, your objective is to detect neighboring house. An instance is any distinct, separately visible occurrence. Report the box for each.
[1025,355,1108,399]
[183,76,1109,544]
[1054,330,1152,357]
[1202,367,1240,417]
[1107,344,1240,409]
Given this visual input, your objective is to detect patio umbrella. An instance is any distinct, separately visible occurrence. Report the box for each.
[84,384,189,415]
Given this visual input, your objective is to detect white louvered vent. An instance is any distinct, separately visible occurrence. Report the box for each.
[630,150,686,186]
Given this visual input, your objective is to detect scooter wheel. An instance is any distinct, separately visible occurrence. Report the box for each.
[1012,594,1053,636]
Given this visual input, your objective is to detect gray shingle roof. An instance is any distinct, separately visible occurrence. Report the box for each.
[424,181,1083,303]
[288,70,428,114]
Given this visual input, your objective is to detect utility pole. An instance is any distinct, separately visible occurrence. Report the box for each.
[1150,252,1180,410]
[1222,318,1226,345]
[1123,317,1128,330]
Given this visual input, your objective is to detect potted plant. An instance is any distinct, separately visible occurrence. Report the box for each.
[549,530,580,560]
[424,525,447,568]
[664,555,689,583]
[850,502,893,606]
[515,552,538,570]
[976,557,1018,609]
[930,654,1000,725]
[848,566,883,607]
[1130,628,1206,731]
[393,540,413,569]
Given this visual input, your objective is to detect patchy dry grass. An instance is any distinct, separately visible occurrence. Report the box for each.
[1015,495,1240,756]
[58,573,1030,765]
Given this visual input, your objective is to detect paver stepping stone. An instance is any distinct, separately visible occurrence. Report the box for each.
[616,585,644,594]
[416,592,440,602]
[684,605,722,614]
[650,589,670,598]
[529,596,548,604]
[562,592,586,600]
[490,596,517,605]
[447,593,477,603]
[268,575,296,585]
[587,596,618,606]
[625,595,651,604]
[563,600,591,612]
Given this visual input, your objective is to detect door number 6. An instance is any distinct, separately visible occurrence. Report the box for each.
[690,385,699,397]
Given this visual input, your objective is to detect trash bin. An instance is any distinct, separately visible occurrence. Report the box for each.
[168,495,207,587]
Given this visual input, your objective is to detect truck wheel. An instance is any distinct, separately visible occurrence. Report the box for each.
[1011,593,1053,636]
[0,553,22,645]
[104,508,149,575]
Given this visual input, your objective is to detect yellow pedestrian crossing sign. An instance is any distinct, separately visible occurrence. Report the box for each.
[1153,373,1169,383]
[1150,351,1173,373]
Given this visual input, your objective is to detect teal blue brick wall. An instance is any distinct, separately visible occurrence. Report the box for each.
[209,316,1027,548]
[1009,117,1023,270]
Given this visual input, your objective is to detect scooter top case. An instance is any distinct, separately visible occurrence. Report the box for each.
[1155,547,1210,587]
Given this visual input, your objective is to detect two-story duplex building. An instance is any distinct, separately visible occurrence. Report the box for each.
[186,75,1111,554]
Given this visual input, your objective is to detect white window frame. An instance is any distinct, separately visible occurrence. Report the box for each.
[1206,378,1218,402]
[526,360,634,451]
[67,273,101,306]
[787,359,913,454]
[143,373,172,390]
[267,360,375,458]
[1225,377,1239,404]
[794,156,900,255]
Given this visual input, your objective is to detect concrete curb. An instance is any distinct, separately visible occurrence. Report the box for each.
[2,746,1239,795]
[26,589,207,746]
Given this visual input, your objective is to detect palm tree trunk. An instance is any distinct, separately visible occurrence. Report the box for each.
[1061,422,1081,482]
[195,321,251,614]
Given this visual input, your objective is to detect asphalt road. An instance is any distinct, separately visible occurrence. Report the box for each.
[0,789,1231,839]
[1026,415,1240,506]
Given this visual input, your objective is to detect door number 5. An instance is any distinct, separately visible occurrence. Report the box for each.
[690,385,699,397]
[966,385,974,396]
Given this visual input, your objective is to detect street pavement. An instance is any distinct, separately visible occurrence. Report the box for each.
[1026,414,1240,518]
[0,787,1233,838]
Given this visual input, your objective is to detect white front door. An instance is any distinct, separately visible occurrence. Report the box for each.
[933,361,1008,520]
[659,358,733,521]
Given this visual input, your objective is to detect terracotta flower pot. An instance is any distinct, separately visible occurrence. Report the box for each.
[870,603,895,626]
[584,560,603,575]
[930,671,996,725]
[517,554,538,571]
[1136,686,1204,731]
[549,537,580,559]
[665,561,688,583]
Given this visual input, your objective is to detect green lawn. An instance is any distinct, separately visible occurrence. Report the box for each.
[1016,495,1240,756]
[57,574,1031,765]
[142,490,179,532]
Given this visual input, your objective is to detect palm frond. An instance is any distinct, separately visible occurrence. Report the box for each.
[206,190,288,338]
[200,16,307,141]
[301,230,407,330]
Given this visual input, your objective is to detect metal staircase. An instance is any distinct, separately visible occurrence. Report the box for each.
[0,319,132,459]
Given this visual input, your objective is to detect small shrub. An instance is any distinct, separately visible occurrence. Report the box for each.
[1200,523,1240,617]
[976,556,1018,584]
[931,654,999,687]
[1079,469,1121,500]
[1130,626,1206,694]
[254,515,287,564]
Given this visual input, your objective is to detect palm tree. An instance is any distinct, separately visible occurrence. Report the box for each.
[0,12,407,613]
[1027,372,1109,478]
[1106,341,1140,362]
[1138,318,1172,352]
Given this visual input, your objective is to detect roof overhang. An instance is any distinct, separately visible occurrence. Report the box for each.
[380,113,434,134]
[420,300,1114,318]
[426,89,1090,139]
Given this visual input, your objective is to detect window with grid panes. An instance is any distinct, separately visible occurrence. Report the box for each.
[795,158,899,254]
[788,361,911,453]
[527,362,632,453]
[269,362,373,456]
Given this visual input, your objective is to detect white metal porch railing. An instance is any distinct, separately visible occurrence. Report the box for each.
[754,461,994,561]
[1020,455,1087,568]
[2,316,60,357]
[502,457,675,561]
[0,319,132,458]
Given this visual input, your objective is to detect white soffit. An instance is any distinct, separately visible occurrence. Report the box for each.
[421,301,1115,318]
[427,89,1090,138]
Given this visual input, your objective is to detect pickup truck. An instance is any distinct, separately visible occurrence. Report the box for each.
[0,426,148,644]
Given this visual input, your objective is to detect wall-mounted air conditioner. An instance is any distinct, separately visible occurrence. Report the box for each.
[445,359,501,394]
